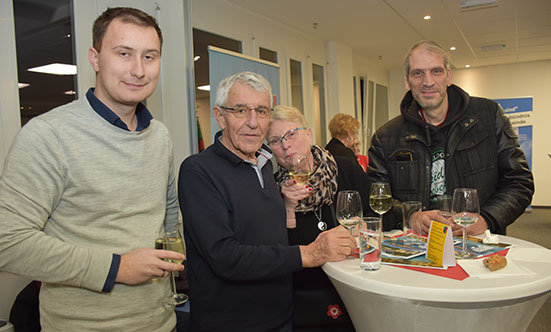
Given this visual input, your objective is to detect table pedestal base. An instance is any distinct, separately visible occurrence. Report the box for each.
[330,277,550,332]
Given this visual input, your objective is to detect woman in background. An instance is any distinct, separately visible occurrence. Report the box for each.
[268,105,371,332]
[325,113,360,163]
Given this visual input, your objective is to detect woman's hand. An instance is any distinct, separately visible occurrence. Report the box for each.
[281,179,312,228]
[280,178,312,210]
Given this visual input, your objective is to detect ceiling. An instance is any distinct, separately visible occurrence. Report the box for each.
[226,0,551,70]
[11,0,551,123]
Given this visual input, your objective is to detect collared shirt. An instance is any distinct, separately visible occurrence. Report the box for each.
[244,147,273,189]
[86,88,153,131]
[216,134,273,188]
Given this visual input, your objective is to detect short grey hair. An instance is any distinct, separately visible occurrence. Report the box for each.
[404,40,452,76]
[215,71,273,108]
[271,105,308,127]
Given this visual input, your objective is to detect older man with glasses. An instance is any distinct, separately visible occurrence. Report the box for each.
[178,71,355,332]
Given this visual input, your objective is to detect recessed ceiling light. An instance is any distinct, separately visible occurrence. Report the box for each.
[450,47,456,51]
[465,65,471,68]
[424,15,431,20]
[28,63,77,75]
[64,90,75,95]
[18,83,30,89]
[197,85,210,91]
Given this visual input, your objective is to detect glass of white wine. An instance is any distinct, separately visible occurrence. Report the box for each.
[452,188,479,259]
[336,190,363,259]
[155,225,188,305]
[369,182,392,222]
[289,153,313,212]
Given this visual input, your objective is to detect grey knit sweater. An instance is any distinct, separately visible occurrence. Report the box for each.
[0,97,178,331]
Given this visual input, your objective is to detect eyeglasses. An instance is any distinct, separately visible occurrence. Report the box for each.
[220,105,272,118]
[267,127,307,147]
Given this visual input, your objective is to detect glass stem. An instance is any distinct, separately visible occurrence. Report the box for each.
[170,271,178,297]
[462,226,467,254]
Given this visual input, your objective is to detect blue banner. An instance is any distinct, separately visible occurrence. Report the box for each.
[495,98,532,114]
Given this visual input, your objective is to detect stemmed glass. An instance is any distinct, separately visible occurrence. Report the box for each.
[369,182,392,222]
[437,194,453,220]
[155,225,189,305]
[451,188,479,259]
[289,153,313,212]
[336,190,363,258]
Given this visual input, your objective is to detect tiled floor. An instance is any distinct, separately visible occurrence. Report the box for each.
[507,207,551,332]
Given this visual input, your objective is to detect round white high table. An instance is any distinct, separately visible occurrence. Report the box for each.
[322,236,551,332]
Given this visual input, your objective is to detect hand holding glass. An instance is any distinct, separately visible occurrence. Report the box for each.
[451,188,479,259]
[289,153,313,212]
[155,226,188,305]
[336,190,363,258]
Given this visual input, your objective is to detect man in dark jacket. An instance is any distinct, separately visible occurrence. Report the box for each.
[367,40,534,235]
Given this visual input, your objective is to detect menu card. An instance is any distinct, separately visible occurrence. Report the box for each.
[426,220,456,268]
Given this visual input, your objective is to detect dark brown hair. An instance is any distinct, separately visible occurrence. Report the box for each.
[92,7,163,52]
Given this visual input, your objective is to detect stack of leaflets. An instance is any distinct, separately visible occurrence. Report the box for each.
[381,234,511,269]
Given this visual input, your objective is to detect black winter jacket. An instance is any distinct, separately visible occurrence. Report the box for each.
[367,85,534,234]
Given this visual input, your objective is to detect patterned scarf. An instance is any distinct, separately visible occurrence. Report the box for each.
[275,145,338,211]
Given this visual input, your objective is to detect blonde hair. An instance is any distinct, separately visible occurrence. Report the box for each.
[328,113,359,138]
[271,105,308,127]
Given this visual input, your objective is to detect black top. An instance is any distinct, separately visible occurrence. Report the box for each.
[288,155,371,331]
[178,132,302,332]
[325,138,357,163]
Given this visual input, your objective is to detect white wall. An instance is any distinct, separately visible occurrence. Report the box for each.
[388,61,551,206]
[388,67,406,120]
[353,55,390,88]
[327,41,355,117]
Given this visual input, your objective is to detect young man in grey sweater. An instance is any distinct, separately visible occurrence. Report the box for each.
[0,7,184,331]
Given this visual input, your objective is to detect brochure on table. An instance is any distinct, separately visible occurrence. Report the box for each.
[426,220,456,267]
[381,223,512,269]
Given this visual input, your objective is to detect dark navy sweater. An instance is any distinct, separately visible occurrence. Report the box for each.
[178,132,302,332]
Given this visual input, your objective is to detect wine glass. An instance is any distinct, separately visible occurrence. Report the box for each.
[289,153,313,212]
[437,195,453,220]
[369,182,392,222]
[336,190,363,258]
[155,225,189,305]
[451,188,479,259]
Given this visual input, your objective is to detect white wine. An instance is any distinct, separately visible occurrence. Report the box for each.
[439,211,452,219]
[155,237,185,264]
[289,171,311,184]
[454,216,477,227]
[338,218,359,229]
[369,194,392,214]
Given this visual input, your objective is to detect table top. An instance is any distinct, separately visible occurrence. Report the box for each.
[322,235,551,303]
